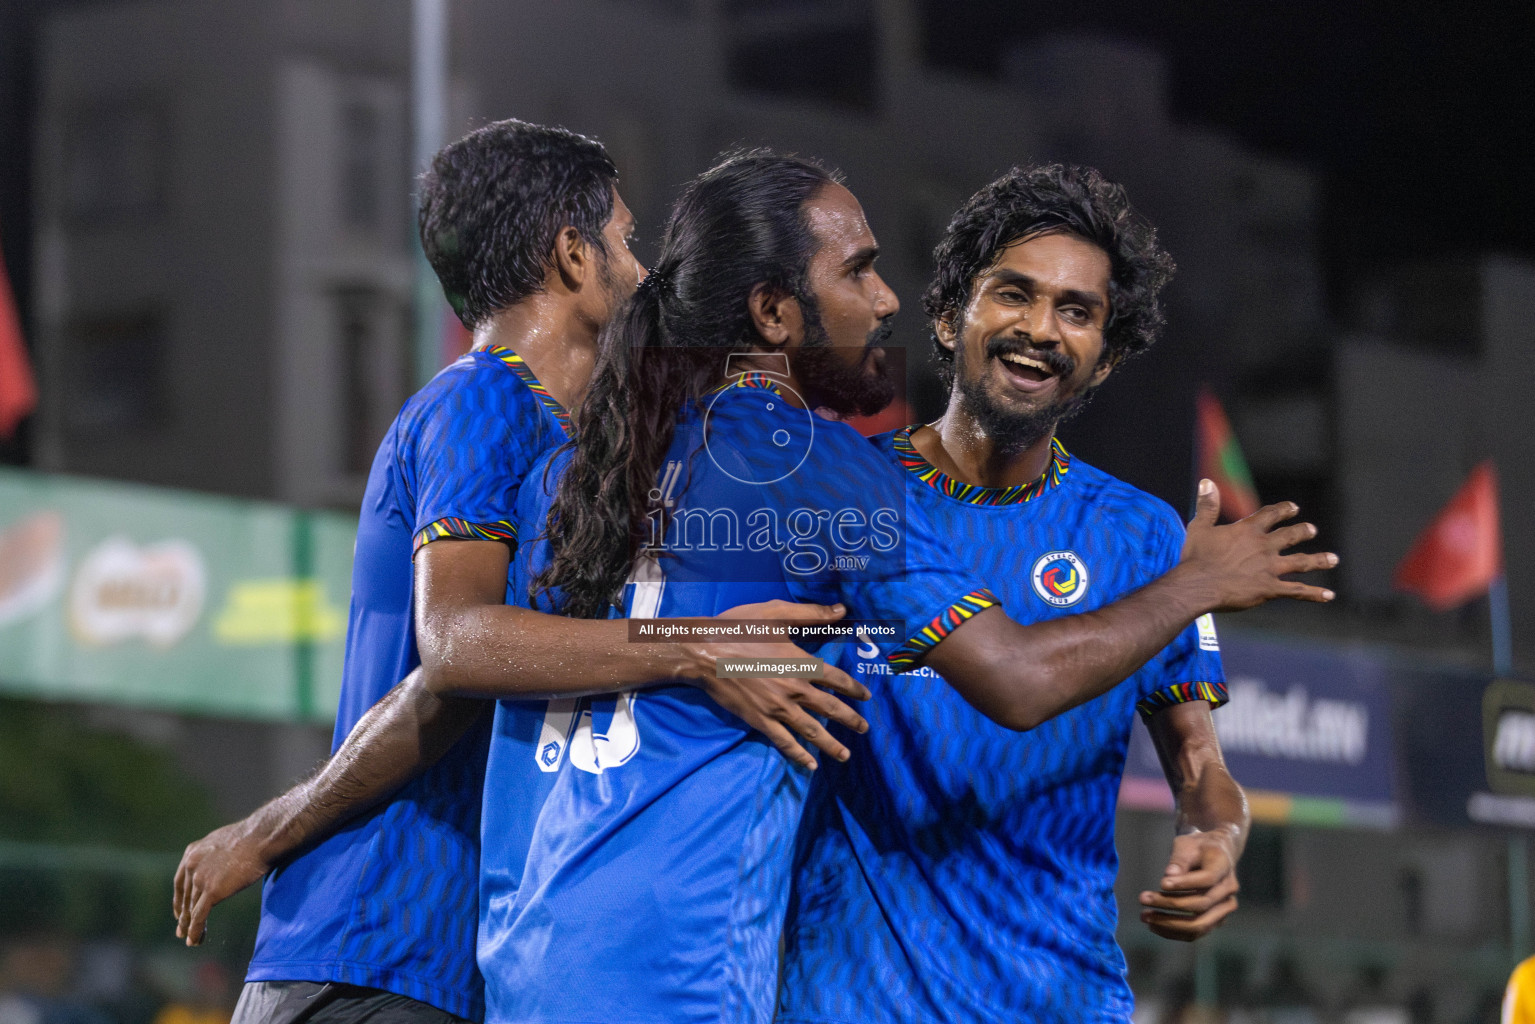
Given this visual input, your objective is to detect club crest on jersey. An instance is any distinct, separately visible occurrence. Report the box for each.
[1031,550,1089,607]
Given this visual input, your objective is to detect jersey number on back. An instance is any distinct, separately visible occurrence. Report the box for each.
[533,557,664,775]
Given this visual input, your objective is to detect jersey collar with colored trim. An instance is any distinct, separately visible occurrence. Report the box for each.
[480,345,572,436]
[708,370,790,398]
[890,426,1069,506]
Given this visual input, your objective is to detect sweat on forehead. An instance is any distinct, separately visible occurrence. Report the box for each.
[803,184,873,249]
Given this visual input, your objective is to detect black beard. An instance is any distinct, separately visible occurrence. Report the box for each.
[598,248,629,309]
[954,336,1095,453]
[798,313,896,418]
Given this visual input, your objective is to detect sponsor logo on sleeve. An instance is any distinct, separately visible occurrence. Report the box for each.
[1196,613,1220,652]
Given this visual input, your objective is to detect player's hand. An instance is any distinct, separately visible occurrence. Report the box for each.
[1139,828,1241,941]
[1178,479,1338,612]
[173,821,271,946]
[680,600,870,772]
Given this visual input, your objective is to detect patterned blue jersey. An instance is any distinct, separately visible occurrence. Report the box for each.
[476,474,588,1005]
[248,346,569,1021]
[778,427,1227,1024]
[477,376,997,1024]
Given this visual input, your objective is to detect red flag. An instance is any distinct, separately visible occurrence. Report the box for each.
[0,236,37,439]
[1394,461,1503,611]
[1195,387,1260,521]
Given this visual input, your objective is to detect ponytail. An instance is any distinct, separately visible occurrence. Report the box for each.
[536,279,695,618]
[535,150,837,618]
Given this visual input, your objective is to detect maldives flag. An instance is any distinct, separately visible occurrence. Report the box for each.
[1394,461,1503,611]
[1195,387,1260,521]
[0,235,36,439]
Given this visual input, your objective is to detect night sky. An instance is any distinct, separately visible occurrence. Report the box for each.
[921,1,1535,305]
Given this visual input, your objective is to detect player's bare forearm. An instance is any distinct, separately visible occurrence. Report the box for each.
[921,569,1211,730]
[412,540,866,708]
[412,538,677,698]
[919,482,1336,731]
[173,668,481,946]
[413,542,869,767]
[296,670,487,839]
[1173,756,1248,850]
[425,601,873,772]
[1151,699,1249,850]
[1138,700,1247,940]
[416,600,695,698]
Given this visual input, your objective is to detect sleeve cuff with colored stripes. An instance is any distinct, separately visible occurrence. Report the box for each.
[412,517,519,555]
[1135,680,1229,720]
[887,588,1001,673]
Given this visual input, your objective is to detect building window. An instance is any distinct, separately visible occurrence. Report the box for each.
[62,311,167,433]
[334,287,406,476]
[727,27,878,111]
[723,1,879,111]
[63,101,168,224]
[339,101,383,233]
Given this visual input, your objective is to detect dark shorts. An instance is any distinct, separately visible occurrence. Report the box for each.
[230,982,474,1024]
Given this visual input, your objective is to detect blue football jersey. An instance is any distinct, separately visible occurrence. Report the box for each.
[476,376,997,1024]
[476,462,592,1001]
[778,427,1227,1024]
[247,346,569,1021]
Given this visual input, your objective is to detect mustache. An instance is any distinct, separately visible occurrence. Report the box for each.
[983,335,1075,378]
[866,317,895,349]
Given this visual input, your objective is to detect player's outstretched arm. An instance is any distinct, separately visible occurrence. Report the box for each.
[922,480,1337,731]
[173,601,871,948]
[173,548,872,945]
[1138,699,1248,941]
[172,672,484,947]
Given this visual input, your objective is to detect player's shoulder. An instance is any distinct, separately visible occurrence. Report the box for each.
[787,418,905,503]
[868,427,901,454]
[820,417,897,462]
[1064,457,1184,535]
[703,386,889,479]
[405,349,542,418]
[518,444,571,512]
[396,348,565,454]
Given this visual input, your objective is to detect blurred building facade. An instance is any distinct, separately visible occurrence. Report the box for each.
[31,0,1535,672]
[30,2,417,507]
[29,0,1328,510]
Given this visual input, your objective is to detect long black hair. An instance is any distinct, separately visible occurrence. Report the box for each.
[536,150,839,619]
[418,119,617,328]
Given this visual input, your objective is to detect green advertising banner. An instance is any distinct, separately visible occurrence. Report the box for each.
[0,468,354,723]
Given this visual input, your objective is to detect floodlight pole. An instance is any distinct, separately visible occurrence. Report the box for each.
[1495,573,1531,968]
[411,0,449,389]
[1494,575,1514,679]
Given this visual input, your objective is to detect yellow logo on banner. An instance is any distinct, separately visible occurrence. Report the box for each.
[213,579,345,644]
